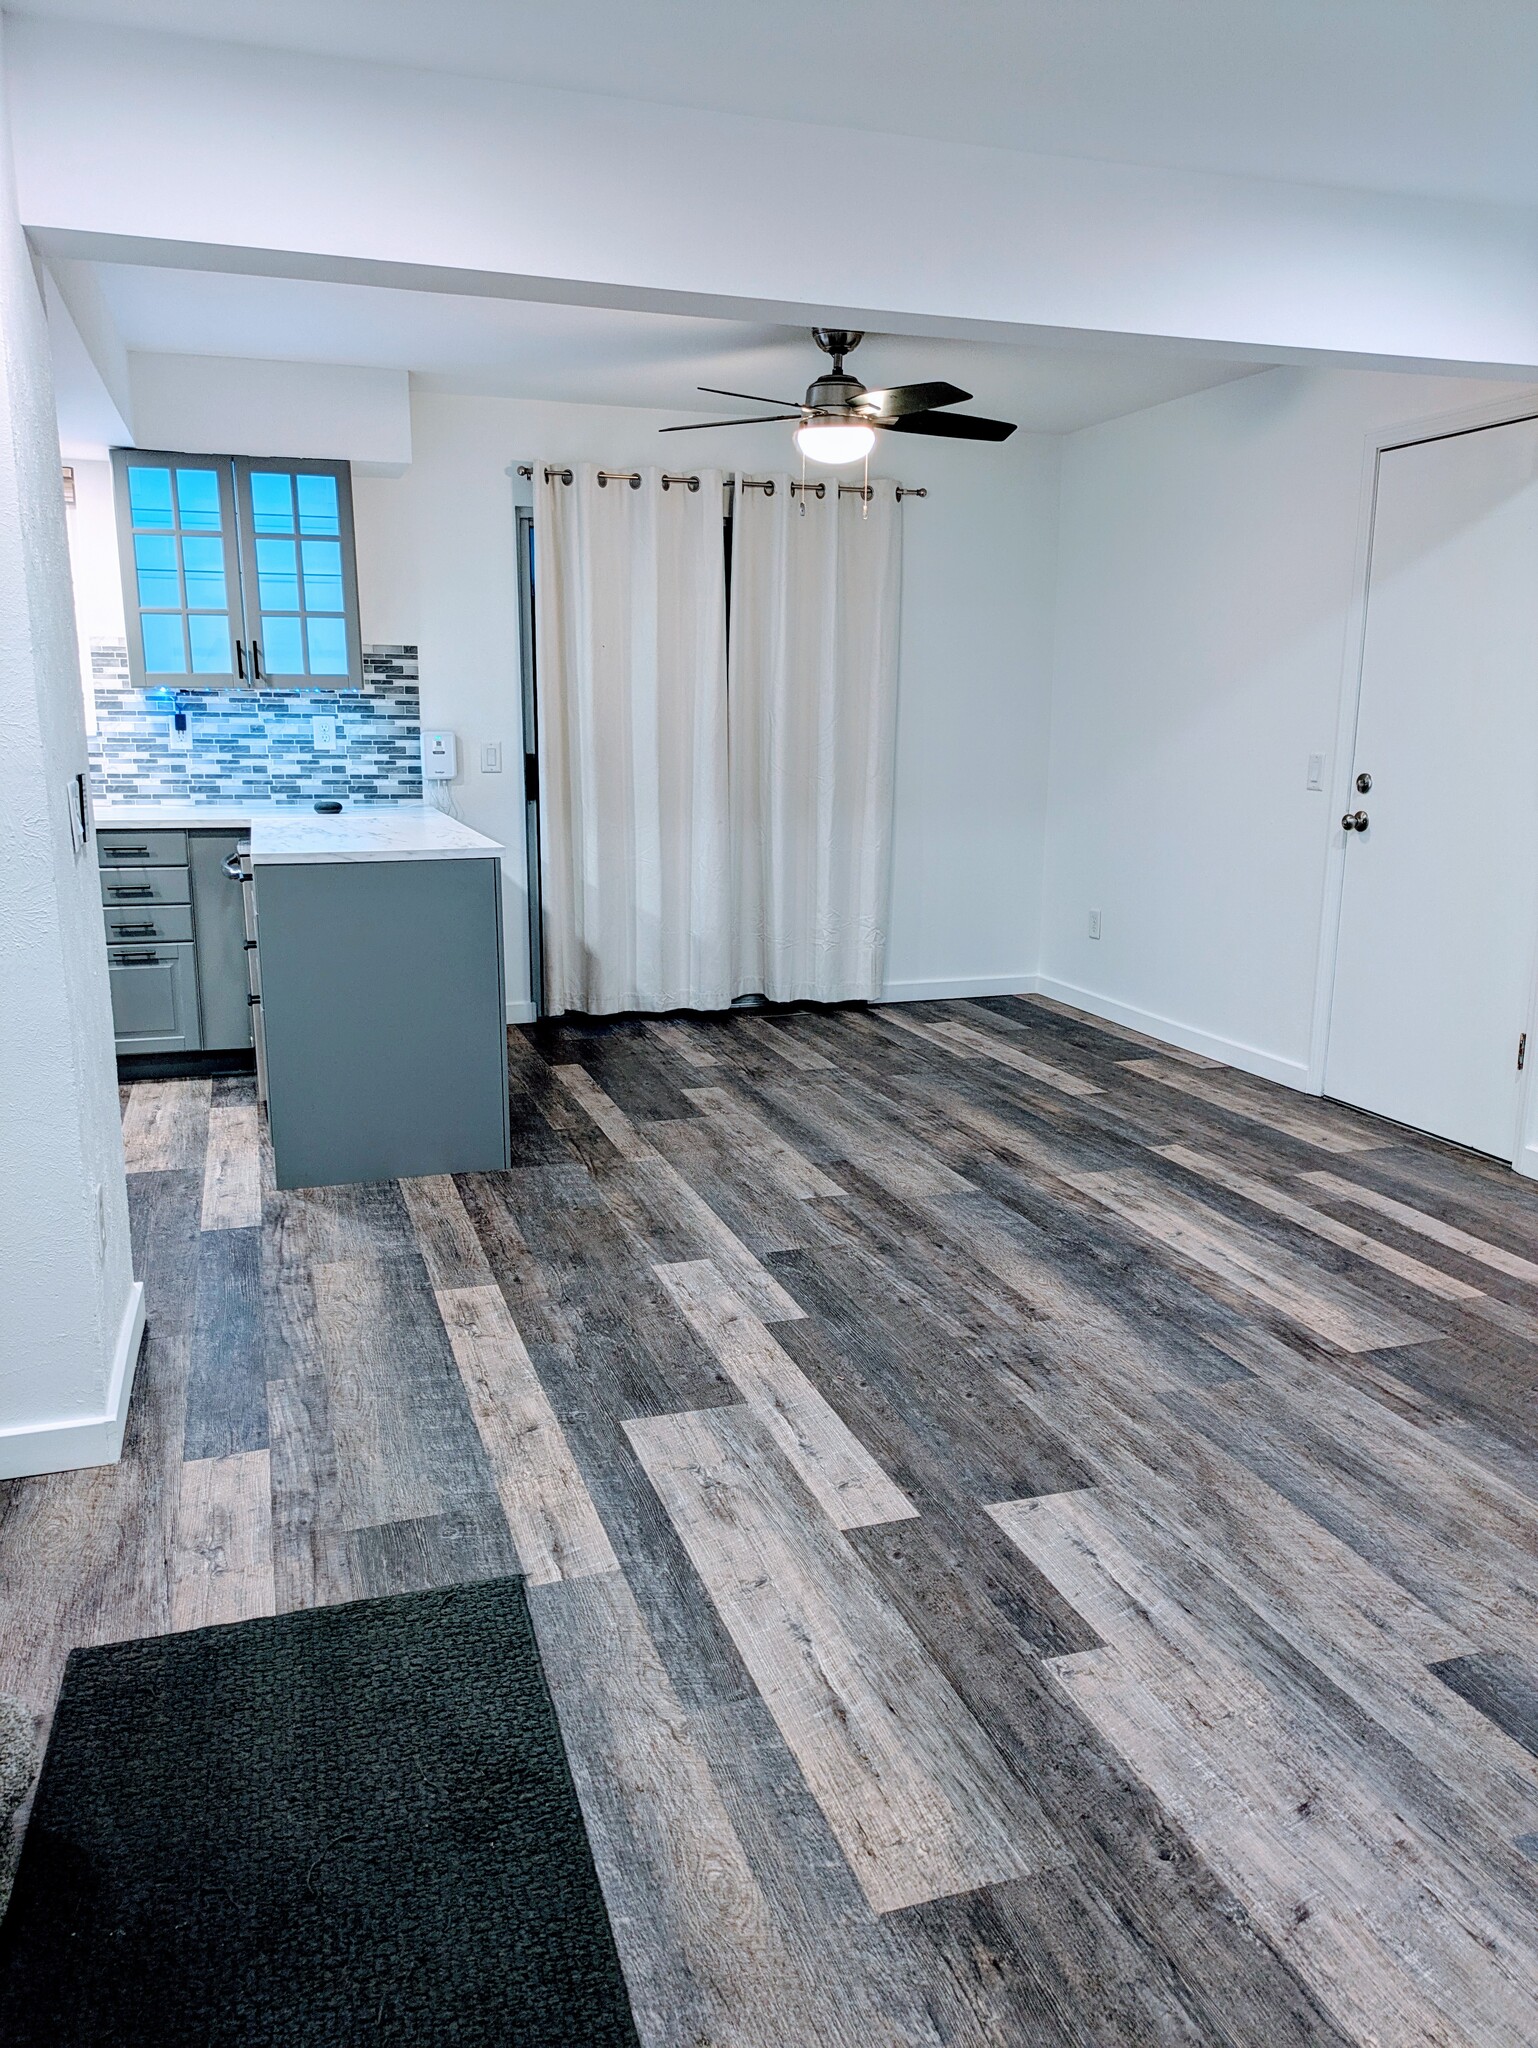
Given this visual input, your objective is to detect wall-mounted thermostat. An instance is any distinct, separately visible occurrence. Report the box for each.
[422,730,458,780]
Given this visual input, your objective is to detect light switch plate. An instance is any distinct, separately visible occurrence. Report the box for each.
[481,742,502,774]
[1088,908,1103,940]
[1306,752,1325,790]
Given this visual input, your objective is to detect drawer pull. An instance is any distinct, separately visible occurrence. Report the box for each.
[108,885,154,898]
[113,951,160,965]
[103,844,150,857]
[110,922,157,937]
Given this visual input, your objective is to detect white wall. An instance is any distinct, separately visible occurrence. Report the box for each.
[352,390,1057,1013]
[1041,363,1536,1084]
[12,19,1538,375]
[128,353,412,469]
[0,17,140,1480]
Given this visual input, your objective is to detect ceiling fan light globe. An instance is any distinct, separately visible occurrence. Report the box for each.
[794,420,877,466]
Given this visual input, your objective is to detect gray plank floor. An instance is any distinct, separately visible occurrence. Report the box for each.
[5,995,1538,2045]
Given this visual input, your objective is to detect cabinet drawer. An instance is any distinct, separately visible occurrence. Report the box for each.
[100,865,191,908]
[102,903,195,945]
[98,829,189,868]
[107,941,202,1054]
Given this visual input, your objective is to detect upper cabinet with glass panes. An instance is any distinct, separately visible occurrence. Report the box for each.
[112,451,362,691]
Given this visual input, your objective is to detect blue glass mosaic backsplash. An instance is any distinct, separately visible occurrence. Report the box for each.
[88,641,424,805]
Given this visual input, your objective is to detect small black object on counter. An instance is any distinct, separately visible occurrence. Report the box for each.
[313,800,344,814]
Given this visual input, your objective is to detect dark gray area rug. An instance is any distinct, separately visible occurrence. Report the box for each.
[0,1579,639,2046]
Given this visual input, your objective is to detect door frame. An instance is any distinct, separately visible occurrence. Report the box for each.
[515,503,544,1019]
[1305,385,1538,1176]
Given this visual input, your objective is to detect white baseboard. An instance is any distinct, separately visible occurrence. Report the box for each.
[506,1000,538,1025]
[879,973,1043,1004]
[1033,978,1311,1089]
[0,1280,146,1481]
[1518,1142,1538,1184]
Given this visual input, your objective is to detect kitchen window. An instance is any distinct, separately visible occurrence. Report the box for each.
[111,450,362,690]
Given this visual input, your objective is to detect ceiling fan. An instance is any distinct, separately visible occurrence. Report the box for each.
[661,328,1017,464]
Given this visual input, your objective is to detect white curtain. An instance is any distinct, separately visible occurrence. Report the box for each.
[534,464,732,1015]
[730,476,903,1002]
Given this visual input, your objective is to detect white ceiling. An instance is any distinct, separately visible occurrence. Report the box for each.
[84,263,1262,434]
[14,0,1538,208]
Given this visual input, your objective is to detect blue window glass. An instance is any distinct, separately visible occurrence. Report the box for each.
[175,468,222,532]
[141,612,187,673]
[134,533,181,609]
[306,615,349,676]
[127,466,174,528]
[188,613,231,674]
[301,539,343,612]
[255,537,299,611]
[180,534,227,609]
[296,473,340,535]
[249,472,294,534]
[261,615,305,674]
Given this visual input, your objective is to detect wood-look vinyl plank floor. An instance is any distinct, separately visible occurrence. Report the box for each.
[3,998,1535,2045]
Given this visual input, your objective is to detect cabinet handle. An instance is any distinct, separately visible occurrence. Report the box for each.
[104,845,150,857]
[111,922,157,937]
[247,992,262,1006]
[113,951,160,965]
[108,885,154,898]
[251,641,263,681]
[235,639,246,682]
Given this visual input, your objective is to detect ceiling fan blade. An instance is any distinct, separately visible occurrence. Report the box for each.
[886,410,1017,442]
[659,414,802,432]
[698,385,803,408]
[856,380,971,417]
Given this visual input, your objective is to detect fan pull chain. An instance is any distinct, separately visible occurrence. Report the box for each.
[862,447,870,519]
[799,443,807,516]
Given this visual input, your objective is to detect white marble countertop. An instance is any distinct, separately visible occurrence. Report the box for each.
[92,798,503,865]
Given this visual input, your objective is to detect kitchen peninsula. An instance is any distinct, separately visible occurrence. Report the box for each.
[95,800,511,1189]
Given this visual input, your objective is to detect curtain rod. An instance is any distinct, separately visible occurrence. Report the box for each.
[516,464,926,500]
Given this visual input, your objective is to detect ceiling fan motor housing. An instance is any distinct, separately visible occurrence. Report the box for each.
[804,370,867,414]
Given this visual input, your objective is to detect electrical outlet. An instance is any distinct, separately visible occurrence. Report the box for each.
[1088,909,1103,940]
[312,715,338,751]
[481,742,503,774]
[1306,752,1325,790]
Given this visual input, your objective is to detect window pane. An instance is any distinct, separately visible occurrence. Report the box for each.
[175,468,222,532]
[261,615,305,674]
[188,613,231,674]
[249,471,295,534]
[180,533,227,609]
[301,539,344,612]
[306,615,349,676]
[134,533,181,609]
[255,537,299,611]
[127,465,174,528]
[141,612,187,673]
[296,473,340,535]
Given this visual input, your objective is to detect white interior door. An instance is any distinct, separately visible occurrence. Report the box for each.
[1325,416,1538,1158]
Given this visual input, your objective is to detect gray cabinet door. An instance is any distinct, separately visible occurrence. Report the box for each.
[107,942,202,1054]
[189,832,254,1050]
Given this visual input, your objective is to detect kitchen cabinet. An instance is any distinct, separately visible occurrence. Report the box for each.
[256,854,510,1189]
[97,828,252,1058]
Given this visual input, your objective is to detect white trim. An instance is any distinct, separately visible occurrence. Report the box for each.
[0,1281,145,1481]
[1034,977,1309,1087]
[879,973,1043,1004]
[1308,385,1538,1165]
[506,1000,538,1025]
